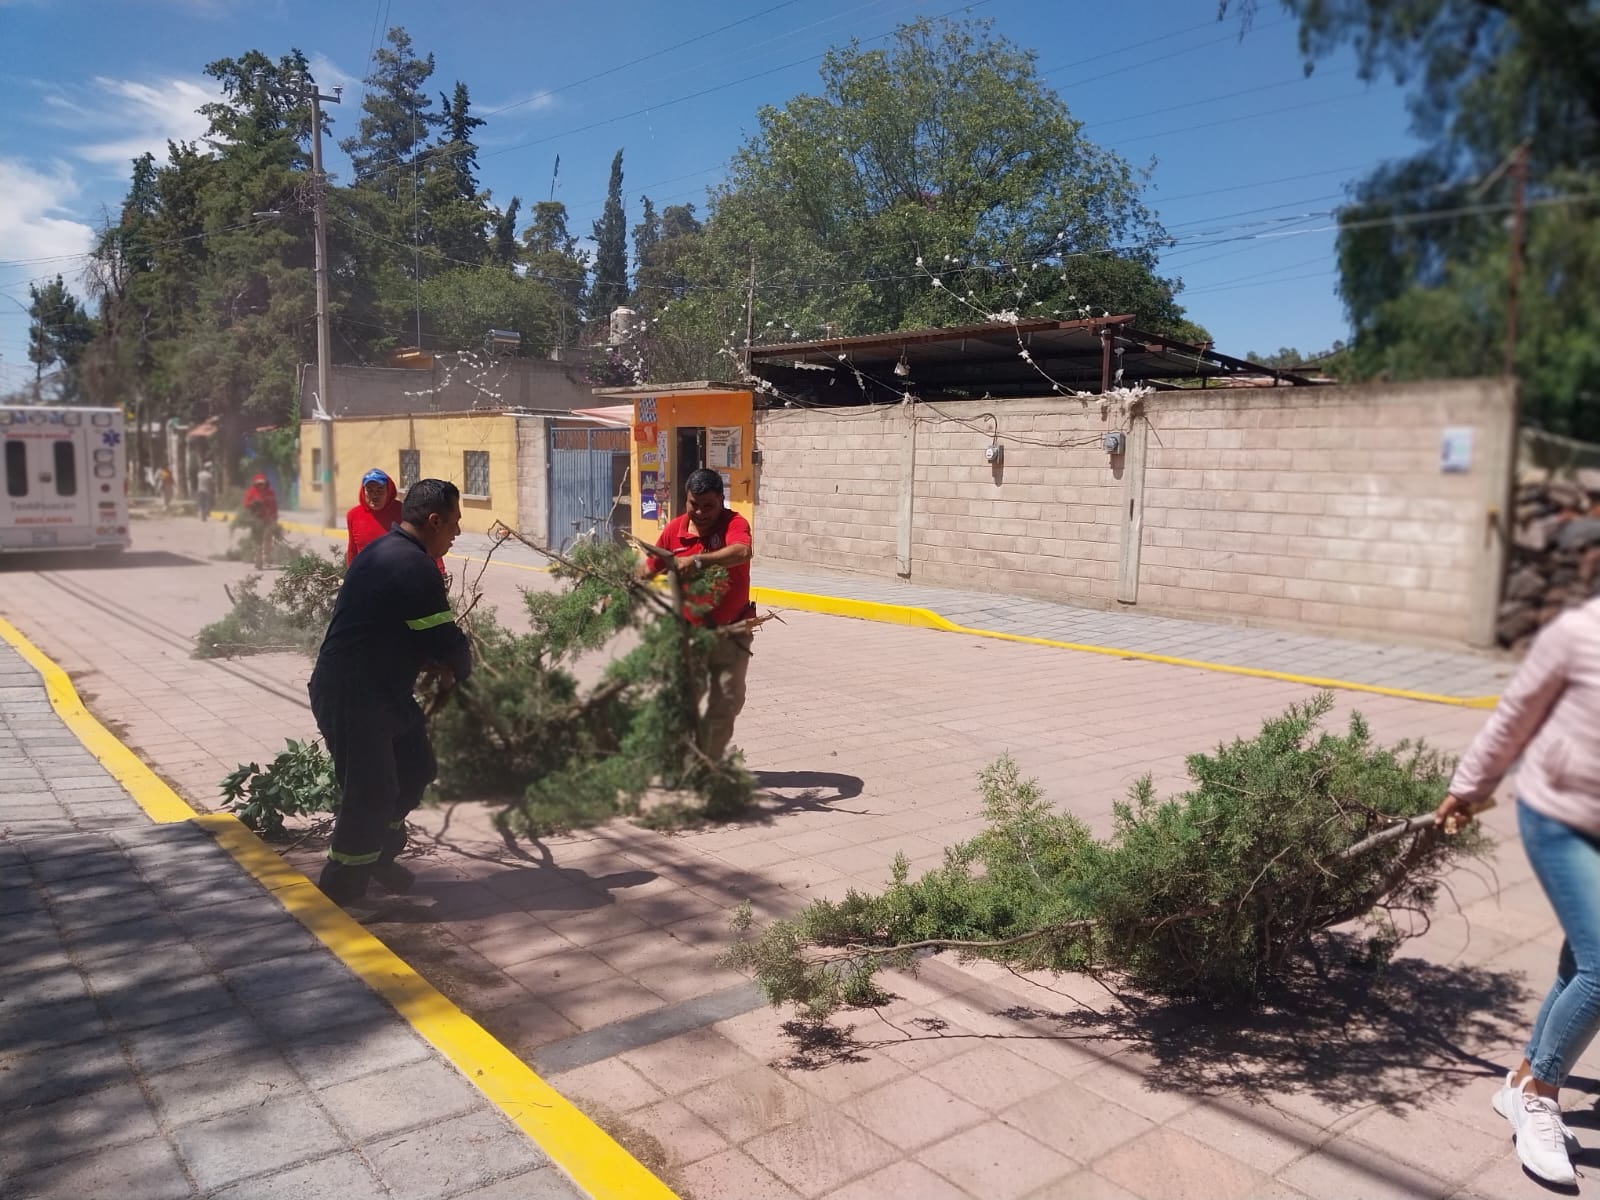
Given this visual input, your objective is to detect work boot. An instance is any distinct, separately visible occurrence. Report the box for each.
[371,824,414,894]
[317,860,371,906]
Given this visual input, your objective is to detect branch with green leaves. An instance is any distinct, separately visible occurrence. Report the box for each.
[723,694,1489,1018]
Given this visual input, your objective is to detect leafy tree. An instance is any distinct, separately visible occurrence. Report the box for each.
[633,200,703,309]
[1226,1,1600,437]
[522,200,588,347]
[26,275,96,401]
[419,264,560,354]
[590,149,629,323]
[658,16,1200,379]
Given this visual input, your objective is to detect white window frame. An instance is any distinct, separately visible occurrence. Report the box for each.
[462,450,490,500]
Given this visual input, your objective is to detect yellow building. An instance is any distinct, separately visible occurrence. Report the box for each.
[592,384,754,545]
[299,410,523,536]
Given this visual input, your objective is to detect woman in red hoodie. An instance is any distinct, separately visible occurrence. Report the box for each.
[346,468,448,575]
[241,473,279,569]
[346,469,402,564]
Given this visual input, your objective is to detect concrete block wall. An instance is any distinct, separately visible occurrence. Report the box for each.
[755,406,903,566]
[1136,380,1512,643]
[752,378,1515,647]
[513,415,550,541]
[909,402,1125,600]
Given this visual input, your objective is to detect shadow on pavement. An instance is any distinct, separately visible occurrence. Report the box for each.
[781,937,1531,1116]
[0,550,206,572]
[753,770,864,803]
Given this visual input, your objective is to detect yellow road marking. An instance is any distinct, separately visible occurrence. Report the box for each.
[0,614,674,1200]
[195,815,676,1200]
[0,615,198,823]
[749,587,1502,710]
[251,515,1500,708]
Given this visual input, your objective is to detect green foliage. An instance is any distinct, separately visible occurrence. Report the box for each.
[1225,0,1600,438]
[429,539,755,835]
[657,16,1199,378]
[27,274,96,401]
[724,695,1484,1018]
[420,266,559,353]
[221,738,339,838]
[195,550,345,657]
[590,149,630,321]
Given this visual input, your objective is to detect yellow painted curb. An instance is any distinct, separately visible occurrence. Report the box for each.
[749,586,1502,711]
[0,615,199,823]
[192,815,676,1200]
[0,614,673,1200]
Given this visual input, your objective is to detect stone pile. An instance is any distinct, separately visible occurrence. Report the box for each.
[1499,469,1600,648]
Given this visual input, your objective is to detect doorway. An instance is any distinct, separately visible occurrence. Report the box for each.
[674,425,706,516]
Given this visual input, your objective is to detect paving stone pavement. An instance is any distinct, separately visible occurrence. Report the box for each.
[3,518,1586,1199]
[0,641,586,1200]
[294,516,1516,702]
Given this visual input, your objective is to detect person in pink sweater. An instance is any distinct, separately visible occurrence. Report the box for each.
[1437,597,1600,1185]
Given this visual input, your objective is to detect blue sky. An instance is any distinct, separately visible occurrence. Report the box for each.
[0,0,1425,395]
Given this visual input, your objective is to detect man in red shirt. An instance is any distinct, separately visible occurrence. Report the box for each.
[640,467,754,761]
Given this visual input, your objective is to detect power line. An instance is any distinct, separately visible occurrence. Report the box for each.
[354,0,998,187]
[1115,89,1374,148]
[477,0,811,120]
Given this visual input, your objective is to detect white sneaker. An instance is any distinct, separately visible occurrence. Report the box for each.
[1492,1071,1581,1153]
[1510,1081,1577,1185]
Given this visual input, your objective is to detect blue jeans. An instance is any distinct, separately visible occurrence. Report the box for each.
[1520,800,1600,1086]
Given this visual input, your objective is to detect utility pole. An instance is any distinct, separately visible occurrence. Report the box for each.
[742,247,756,372]
[310,82,341,531]
[1504,141,1528,380]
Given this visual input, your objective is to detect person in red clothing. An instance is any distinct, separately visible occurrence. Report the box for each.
[346,469,403,565]
[347,468,447,576]
[241,473,279,569]
[638,467,754,761]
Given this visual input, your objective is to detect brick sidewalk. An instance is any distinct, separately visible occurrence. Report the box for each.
[2,516,1581,1199]
[0,638,594,1200]
[283,509,1514,703]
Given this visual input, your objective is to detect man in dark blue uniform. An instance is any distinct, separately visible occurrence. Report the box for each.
[309,478,472,905]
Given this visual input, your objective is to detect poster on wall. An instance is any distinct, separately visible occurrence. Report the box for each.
[639,448,658,468]
[633,422,657,445]
[720,472,732,495]
[1440,427,1474,473]
[636,396,657,423]
[640,489,658,520]
[708,425,742,468]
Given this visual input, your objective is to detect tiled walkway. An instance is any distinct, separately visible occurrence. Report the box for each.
[0,639,588,1200]
[2,517,1572,1199]
[288,514,1515,703]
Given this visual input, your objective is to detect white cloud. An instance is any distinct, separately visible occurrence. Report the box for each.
[77,77,215,165]
[308,53,358,96]
[30,75,217,173]
[481,89,560,119]
[0,158,95,271]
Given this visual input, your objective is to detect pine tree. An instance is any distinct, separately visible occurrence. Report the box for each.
[437,81,486,202]
[493,197,522,268]
[631,195,660,306]
[589,149,628,323]
[26,276,96,400]
[340,27,441,202]
[522,200,587,347]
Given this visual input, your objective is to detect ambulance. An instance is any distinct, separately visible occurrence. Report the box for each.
[0,406,131,553]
